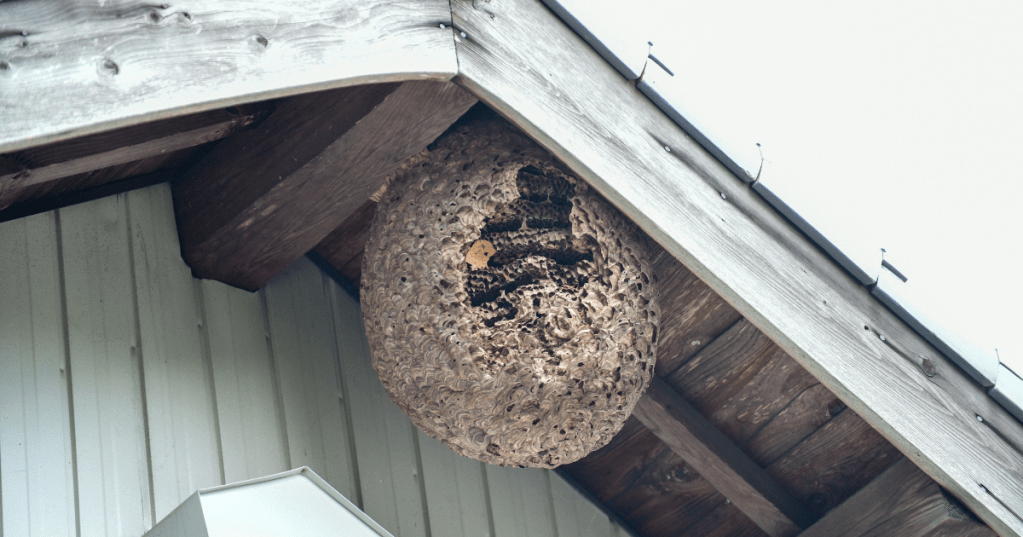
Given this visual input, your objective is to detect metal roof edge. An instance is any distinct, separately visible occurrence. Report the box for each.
[537,0,644,80]
[540,0,1019,422]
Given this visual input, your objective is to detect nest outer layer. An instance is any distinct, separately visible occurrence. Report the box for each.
[361,115,658,468]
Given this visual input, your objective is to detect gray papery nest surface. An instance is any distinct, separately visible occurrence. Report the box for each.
[361,113,658,468]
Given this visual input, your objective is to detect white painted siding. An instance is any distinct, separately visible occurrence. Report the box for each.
[0,183,628,537]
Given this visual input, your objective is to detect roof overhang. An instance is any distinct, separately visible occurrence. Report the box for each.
[3,1,1021,535]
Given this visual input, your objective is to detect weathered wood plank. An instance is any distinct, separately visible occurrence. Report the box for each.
[0,104,271,208]
[562,417,666,504]
[128,184,222,518]
[765,408,902,515]
[326,273,429,537]
[0,165,187,225]
[201,279,289,483]
[60,195,153,534]
[633,377,815,536]
[263,257,358,500]
[450,1,1023,534]
[683,500,769,537]
[174,80,477,290]
[652,246,743,377]
[800,458,994,537]
[417,432,493,537]
[743,384,845,467]
[313,200,378,283]
[0,212,76,537]
[0,0,457,152]
[606,448,723,536]
[486,466,559,537]
[665,319,784,416]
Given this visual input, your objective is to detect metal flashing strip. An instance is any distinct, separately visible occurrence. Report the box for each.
[538,0,647,80]
[990,365,1023,423]
[638,63,762,183]
[872,269,1000,387]
[752,162,877,286]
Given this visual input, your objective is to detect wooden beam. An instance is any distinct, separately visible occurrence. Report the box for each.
[800,458,994,537]
[0,104,272,210]
[0,0,457,153]
[633,377,816,537]
[173,81,477,291]
[449,1,1023,534]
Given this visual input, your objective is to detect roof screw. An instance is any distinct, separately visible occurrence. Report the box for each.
[460,31,468,39]
[878,334,886,342]
[976,414,984,423]
[439,23,446,29]
[720,192,727,200]
[664,146,671,152]
[724,499,731,504]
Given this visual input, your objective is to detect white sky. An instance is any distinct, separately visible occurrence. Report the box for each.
[577,2,1023,371]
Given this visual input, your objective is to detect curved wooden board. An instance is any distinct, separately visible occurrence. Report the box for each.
[449,0,1023,535]
[0,0,457,152]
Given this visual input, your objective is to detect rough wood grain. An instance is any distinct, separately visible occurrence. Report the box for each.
[606,448,723,536]
[562,417,667,503]
[313,200,378,282]
[0,0,457,152]
[800,458,994,537]
[665,319,783,415]
[651,245,743,376]
[683,500,769,537]
[765,408,902,516]
[743,384,845,467]
[450,1,1023,533]
[0,104,271,208]
[174,80,477,290]
[634,377,815,536]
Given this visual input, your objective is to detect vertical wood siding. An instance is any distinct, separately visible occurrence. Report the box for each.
[0,183,627,537]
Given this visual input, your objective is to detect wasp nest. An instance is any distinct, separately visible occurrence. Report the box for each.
[361,111,658,468]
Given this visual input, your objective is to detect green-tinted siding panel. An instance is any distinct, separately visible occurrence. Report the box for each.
[264,258,359,501]
[486,465,558,537]
[60,195,153,535]
[0,212,76,537]
[419,431,493,537]
[551,474,615,537]
[328,282,429,537]
[128,185,222,519]
[202,279,289,483]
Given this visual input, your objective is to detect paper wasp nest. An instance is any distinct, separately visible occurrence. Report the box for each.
[361,112,658,468]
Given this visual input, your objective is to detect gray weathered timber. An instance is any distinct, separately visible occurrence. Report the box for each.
[633,378,813,537]
[799,458,995,537]
[0,0,457,153]
[449,0,1023,534]
[174,80,477,291]
[0,104,271,206]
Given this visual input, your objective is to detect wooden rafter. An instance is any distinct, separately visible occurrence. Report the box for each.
[800,458,994,537]
[633,377,816,536]
[0,104,272,211]
[173,81,477,291]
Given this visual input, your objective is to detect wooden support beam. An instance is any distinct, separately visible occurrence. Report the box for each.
[0,104,272,210]
[632,377,816,537]
[449,1,1023,534]
[800,458,994,537]
[173,81,477,291]
[0,0,457,153]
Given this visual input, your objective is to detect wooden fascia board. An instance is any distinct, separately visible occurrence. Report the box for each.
[0,0,458,153]
[447,1,1023,535]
